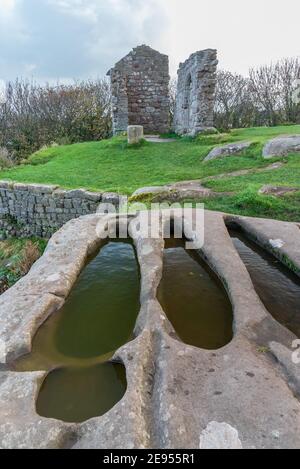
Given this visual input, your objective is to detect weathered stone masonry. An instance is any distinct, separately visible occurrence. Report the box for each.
[0,181,120,239]
[174,49,218,136]
[108,45,170,134]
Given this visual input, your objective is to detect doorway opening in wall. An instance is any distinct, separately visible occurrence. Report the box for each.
[183,74,192,133]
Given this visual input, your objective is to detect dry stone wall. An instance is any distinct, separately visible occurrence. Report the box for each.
[0,181,120,239]
[174,49,218,136]
[108,45,170,134]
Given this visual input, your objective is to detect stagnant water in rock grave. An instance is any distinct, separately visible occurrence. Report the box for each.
[14,241,140,423]
[229,228,300,338]
[36,363,126,424]
[158,238,233,350]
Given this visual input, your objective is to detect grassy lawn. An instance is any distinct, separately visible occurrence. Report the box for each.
[194,191,300,222]
[0,124,299,221]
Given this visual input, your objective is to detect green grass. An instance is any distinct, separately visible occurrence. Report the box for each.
[195,190,300,222]
[0,238,47,292]
[0,124,299,221]
[0,136,264,194]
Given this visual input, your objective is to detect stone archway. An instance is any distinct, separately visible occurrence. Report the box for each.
[174,49,218,135]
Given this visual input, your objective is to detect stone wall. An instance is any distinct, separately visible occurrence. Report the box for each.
[107,45,170,134]
[174,49,218,136]
[0,181,121,239]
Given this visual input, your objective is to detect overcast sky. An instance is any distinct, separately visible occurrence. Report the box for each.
[0,0,299,88]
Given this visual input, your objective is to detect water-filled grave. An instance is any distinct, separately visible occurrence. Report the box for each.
[158,238,233,350]
[13,241,140,423]
[229,227,300,338]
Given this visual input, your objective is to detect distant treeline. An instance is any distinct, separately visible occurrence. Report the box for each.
[214,57,300,130]
[0,79,111,163]
[0,57,299,164]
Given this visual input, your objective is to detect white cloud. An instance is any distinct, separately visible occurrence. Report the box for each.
[0,0,299,82]
[0,0,17,15]
[84,0,167,63]
[161,0,300,76]
[47,0,98,23]
[48,0,167,77]
[0,0,16,9]
[0,0,166,81]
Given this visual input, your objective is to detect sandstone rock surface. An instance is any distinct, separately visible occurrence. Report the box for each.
[259,185,299,197]
[200,422,243,449]
[131,181,214,201]
[1,210,300,449]
[204,141,252,161]
[263,135,300,158]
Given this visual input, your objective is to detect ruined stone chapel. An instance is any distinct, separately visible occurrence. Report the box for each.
[107,45,218,136]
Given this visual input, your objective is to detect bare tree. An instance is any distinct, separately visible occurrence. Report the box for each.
[277,57,300,123]
[249,64,282,126]
[214,57,300,130]
[214,71,255,129]
[0,78,112,161]
[169,77,177,128]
